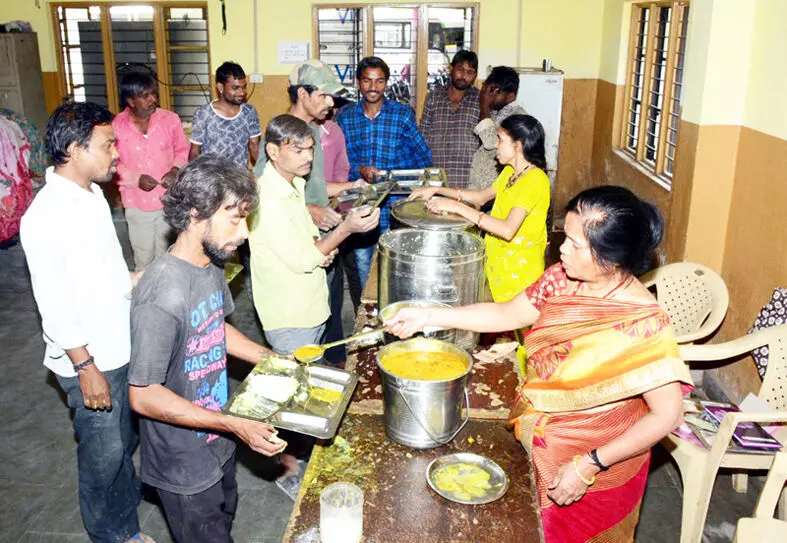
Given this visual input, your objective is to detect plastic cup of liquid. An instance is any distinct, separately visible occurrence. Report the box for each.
[320,482,363,543]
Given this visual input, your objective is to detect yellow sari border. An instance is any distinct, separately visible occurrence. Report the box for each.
[523,356,692,412]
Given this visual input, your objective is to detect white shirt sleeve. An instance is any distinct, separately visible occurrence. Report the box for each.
[21,224,89,350]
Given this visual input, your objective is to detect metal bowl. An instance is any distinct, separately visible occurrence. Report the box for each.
[426,453,509,505]
[379,300,455,344]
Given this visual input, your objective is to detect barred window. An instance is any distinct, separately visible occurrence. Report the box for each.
[53,2,211,124]
[313,4,478,115]
[622,2,690,184]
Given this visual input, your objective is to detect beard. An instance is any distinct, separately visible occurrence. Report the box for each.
[451,78,472,91]
[225,94,245,105]
[202,235,237,268]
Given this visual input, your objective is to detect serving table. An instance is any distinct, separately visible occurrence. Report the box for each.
[282,254,542,542]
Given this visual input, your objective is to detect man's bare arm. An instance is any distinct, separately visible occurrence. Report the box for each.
[129,383,284,456]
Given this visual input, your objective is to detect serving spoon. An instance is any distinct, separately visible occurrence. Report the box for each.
[294,326,387,363]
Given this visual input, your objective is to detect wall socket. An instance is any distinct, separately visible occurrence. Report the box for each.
[249,73,264,84]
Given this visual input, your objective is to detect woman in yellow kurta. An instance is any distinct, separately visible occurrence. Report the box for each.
[409,114,550,302]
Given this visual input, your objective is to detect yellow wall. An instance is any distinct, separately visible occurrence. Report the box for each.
[681,0,756,126]
[2,0,608,79]
[742,0,787,140]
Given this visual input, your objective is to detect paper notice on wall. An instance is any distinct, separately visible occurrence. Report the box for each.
[278,41,309,64]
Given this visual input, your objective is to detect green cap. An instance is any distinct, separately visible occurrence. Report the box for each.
[288,59,346,95]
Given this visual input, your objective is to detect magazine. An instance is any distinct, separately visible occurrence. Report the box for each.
[702,405,782,450]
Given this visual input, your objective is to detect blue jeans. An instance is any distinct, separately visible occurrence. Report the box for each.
[353,234,377,288]
[56,365,141,543]
[353,194,403,288]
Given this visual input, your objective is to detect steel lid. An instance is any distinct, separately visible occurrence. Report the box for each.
[392,199,473,230]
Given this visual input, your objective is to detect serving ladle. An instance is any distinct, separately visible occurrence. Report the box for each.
[294,326,387,363]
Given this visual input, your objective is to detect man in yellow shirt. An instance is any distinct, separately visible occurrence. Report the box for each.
[248,114,379,356]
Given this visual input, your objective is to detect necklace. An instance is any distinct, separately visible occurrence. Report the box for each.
[578,275,634,298]
[506,164,533,188]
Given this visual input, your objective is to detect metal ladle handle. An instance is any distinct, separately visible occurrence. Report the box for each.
[321,325,386,350]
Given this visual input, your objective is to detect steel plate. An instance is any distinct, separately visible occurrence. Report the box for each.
[392,199,473,230]
[223,357,358,439]
[426,453,509,505]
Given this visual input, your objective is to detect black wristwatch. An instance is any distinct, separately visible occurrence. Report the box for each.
[73,356,95,372]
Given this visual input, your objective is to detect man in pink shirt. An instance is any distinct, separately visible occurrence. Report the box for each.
[318,117,350,184]
[113,72,189,270]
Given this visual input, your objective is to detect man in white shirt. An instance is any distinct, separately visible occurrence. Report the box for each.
[21,102,153,543]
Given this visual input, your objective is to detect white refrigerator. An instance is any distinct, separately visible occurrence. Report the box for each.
[512,67,564,197]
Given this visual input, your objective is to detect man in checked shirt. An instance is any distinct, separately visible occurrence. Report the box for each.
[335,56,432,287]
[420,50,480,190]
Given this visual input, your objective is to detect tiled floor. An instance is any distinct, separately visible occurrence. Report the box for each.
[0,215,762,542]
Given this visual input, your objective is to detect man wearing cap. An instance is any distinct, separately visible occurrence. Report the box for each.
[252,59,364,368]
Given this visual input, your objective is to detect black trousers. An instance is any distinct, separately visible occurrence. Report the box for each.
[323,254,346,365]
[156,456,238,543]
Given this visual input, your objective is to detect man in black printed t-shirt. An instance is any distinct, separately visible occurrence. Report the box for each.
[128,155,285,542]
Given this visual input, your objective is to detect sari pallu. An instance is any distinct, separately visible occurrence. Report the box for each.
[509,295,693,543]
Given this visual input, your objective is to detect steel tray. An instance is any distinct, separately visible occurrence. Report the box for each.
[374,168,448,195]
[331,182,396,215]
[223,358,358,439]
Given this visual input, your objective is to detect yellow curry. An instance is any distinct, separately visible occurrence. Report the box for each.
[380,351,467,381]
[293,345,323,361]
[435,463,492,500]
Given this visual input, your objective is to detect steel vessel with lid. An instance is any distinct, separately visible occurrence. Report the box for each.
[377,228,484,349]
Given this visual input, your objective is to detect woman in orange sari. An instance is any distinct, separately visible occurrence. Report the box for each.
[386,186,693,542]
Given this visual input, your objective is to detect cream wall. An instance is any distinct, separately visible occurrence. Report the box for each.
[681,0,756,126]
[742,0,787,140]
[517,0,605,79]
[597,0,627,84]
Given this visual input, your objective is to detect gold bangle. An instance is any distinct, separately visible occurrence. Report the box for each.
[477,211,484,229]
[456,189,464,202]
[573,455,595,486]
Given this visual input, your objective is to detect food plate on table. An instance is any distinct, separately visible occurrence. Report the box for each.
[426,453,509,505]
[223,356,358,439]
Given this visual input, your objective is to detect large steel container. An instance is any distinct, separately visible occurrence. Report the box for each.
[378,228,485,350]
[376,338,472,449]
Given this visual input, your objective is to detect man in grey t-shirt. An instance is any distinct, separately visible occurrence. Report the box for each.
[129,156,283,541]
[189,62,262,169]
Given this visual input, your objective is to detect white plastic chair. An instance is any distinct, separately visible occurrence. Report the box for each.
[661,323,787,543]
[640,262,729,344]
[734,451,787,542]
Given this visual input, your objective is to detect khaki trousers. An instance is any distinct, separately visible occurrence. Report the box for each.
[125,207,171,270]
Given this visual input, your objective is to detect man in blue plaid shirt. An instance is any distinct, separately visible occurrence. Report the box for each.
[335,56,432,286]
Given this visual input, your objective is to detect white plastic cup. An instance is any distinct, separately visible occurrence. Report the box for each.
[320,482,364,543]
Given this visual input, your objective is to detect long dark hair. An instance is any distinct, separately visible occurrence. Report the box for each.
[566,185,664,275]
[499,114,547,171]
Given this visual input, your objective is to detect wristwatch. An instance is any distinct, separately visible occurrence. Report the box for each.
[73,356,95,372]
